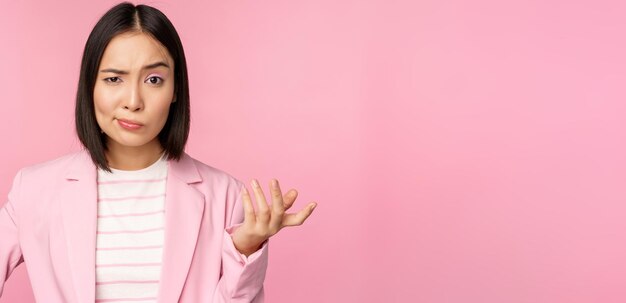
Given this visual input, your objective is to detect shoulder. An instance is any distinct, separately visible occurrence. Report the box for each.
[6,151,87,211]
[181,153,245,192]
[17,151,87,181]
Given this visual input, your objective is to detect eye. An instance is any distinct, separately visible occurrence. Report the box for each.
[146,76,163,85]
[104,77,121,83]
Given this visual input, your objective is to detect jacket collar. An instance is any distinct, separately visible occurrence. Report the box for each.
[63,149,202,184]
[60,149,206,303]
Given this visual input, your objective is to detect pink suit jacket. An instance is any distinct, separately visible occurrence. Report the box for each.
[0,150,268,302]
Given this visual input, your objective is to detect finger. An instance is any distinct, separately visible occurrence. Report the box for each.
[282,202,317,227]
[269,179,285,230]
[282,189,298,210]
[241,186,256,225]
[251,179,270,223]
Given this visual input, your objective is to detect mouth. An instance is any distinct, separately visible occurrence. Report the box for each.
[116,118,143,130]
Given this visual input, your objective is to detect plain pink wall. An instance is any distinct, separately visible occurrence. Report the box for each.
[1,0,625,302]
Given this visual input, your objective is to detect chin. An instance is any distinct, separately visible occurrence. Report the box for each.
[109,132,158,148]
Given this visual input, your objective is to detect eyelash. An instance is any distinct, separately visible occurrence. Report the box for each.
[103,76,164,85]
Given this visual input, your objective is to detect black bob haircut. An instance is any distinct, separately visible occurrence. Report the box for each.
[75,2,190,172]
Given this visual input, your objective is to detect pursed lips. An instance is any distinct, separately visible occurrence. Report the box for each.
[116,118,143,125]
[116,118,144,129]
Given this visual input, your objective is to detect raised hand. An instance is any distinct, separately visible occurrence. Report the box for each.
[230,178,317,256]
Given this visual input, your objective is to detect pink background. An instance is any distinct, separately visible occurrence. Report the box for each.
[1,0,625,302]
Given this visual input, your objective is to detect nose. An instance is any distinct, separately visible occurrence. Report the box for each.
[122,83,144,112]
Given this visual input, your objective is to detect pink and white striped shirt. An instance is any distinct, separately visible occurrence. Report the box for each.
[95,154,168,303]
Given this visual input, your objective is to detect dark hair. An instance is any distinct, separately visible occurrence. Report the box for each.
[75,2,190,172]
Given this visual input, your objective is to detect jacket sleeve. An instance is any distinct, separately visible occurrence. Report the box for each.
[212,180,269,302]
[0,170,24,298]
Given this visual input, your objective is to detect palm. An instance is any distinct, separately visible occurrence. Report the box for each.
[231,179,316,255]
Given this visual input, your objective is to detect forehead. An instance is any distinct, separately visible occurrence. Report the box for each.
[99,32,173,68]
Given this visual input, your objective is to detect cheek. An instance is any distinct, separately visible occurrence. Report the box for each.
[147,89,175,124]
[93,86,115,117]
[152,99,172,126]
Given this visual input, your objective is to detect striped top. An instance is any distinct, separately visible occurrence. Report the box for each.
[95,154,168,303]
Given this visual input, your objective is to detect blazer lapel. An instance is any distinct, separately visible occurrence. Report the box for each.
[60,150,205,303]
[157,152,205,303]
[60,150,98,303]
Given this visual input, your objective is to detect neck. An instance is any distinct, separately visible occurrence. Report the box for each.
[105,138,164,171]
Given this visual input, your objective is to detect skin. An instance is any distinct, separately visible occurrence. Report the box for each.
[231,179,317,256]
[94,31,173,170]
[93,31,317,257]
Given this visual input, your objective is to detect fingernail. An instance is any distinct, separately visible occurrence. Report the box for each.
[310,203,317,211]
[271,179,278,187]
[252,179,259,187]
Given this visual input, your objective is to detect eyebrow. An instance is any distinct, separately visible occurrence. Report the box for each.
[99,61,170,74]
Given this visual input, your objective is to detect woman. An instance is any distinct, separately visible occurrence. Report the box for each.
[0,2,316,302]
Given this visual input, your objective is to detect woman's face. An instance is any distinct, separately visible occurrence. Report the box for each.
[93,32,175,151]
